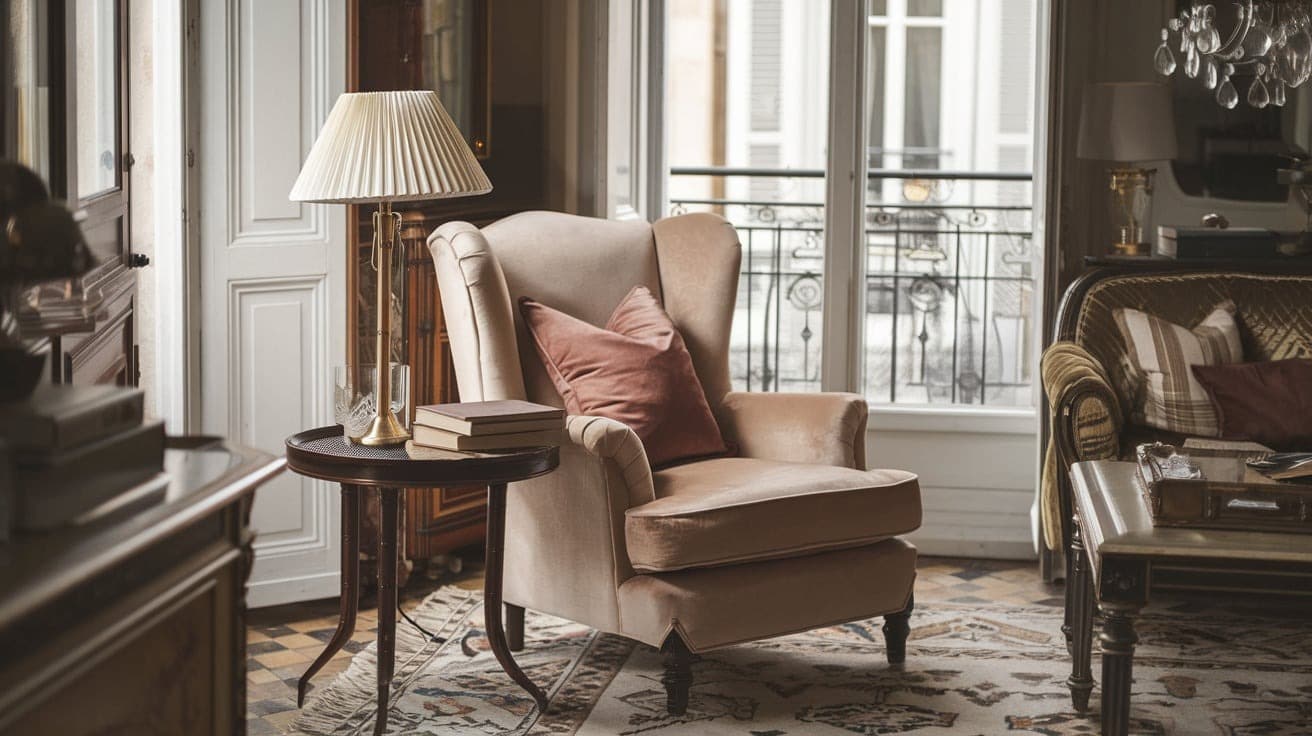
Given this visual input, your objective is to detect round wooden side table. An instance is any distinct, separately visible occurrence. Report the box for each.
[285,426,559,736]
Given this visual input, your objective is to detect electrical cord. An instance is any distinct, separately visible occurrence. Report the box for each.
[399,601,446,644]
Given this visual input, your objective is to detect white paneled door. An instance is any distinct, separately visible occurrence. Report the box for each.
[200,0,346,607]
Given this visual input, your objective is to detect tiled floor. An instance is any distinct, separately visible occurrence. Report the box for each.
[245,555,1056,734]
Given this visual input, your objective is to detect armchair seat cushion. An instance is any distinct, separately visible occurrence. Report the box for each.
[625,457,920,572]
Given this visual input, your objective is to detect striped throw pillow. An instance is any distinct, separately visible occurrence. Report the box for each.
[1113,301,1243,437]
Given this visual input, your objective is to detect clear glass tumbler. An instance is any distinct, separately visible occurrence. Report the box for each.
[333,363,411,444]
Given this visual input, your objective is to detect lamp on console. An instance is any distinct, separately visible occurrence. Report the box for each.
[290,91,491,446]
[1077,82,1178,256]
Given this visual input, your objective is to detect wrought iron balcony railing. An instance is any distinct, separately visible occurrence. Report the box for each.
[669,166,1035,407]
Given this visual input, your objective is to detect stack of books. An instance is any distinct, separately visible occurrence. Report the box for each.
[406,400,564,455]
[0,383,165,535]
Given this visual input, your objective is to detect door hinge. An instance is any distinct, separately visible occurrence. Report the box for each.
[187,149,196,168]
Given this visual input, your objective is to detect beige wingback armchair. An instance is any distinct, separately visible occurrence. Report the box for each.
[428,210,921,714]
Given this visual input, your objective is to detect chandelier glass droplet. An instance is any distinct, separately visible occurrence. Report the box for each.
[1157,0,1312,109]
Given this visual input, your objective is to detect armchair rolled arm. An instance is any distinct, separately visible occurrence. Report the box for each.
[1041,342,1123,464]
[564,414,656,509]
[1040,341,1123,550]
[714,391,868,470]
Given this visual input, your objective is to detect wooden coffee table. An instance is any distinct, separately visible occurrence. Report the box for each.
[1065,461,1312,736]
[285,426,559,736]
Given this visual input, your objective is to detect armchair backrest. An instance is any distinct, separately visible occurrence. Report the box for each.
[428,210,742,409]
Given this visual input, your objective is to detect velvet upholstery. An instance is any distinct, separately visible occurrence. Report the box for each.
[428,211,921,654]
[519,286,729,468]
[628,459,921,572]
[617,540,918,651]
[716,391,869,469]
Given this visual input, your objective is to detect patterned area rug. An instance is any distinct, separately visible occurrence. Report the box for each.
[294,588,1312,735]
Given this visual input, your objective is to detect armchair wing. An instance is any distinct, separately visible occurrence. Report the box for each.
[715,391,869,470]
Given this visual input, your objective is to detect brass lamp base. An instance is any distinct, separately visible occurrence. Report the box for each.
[360,410,411,446]
[1112,241,1149,256]
[358,201,411,447]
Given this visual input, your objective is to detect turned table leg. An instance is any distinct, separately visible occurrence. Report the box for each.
[484,482,549,711]
[1067,521,1095,713]
[298,484,362,707]
[373,488,401,736]
[1099,603,1139,736]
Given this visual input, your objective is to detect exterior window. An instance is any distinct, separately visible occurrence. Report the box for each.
[667,0,1037,408]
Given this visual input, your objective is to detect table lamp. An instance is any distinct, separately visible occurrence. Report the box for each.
[290,91,491,446]
[1077,82,1178,255]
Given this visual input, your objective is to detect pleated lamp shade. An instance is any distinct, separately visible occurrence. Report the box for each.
[289,90,492,204]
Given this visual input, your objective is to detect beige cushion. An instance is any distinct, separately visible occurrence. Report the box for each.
[625,457,921,573]
[617,539,917,651]
[1113,300,1243,437]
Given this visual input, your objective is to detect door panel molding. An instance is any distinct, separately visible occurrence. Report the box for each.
[201,0,346,608]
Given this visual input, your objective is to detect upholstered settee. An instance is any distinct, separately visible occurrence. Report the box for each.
[1040,267,1312,571]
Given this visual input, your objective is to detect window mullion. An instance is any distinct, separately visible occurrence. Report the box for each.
[821,0,868,394]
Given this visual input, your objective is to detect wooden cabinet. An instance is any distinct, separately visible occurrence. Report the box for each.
[3,0,141,389]
[349,0,555,564]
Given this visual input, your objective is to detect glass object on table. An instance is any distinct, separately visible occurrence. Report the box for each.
[334,364,412,444]
[73,0,119,200]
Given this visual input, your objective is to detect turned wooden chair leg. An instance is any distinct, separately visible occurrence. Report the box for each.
[660,633,694,716]
[882,593,914,665]
[505,603,526,652]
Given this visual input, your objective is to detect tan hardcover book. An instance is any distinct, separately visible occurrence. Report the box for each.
[414,400,564,435]
[413,415,564,436]
[412,424,562,451]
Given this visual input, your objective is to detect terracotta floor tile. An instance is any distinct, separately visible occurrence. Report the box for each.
[254,648,311,669]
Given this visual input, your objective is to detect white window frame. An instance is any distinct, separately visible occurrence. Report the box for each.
[655,0,1044,424]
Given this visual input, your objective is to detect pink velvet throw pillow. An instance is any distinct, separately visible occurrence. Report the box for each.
[518,286,729,468]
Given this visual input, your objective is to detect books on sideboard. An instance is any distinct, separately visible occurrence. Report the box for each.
[1,383,144,456]
[0,384,165,534]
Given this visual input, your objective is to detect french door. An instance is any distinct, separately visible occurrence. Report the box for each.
[663,0,1045,558]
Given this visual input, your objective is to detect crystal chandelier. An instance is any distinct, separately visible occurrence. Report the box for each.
[1154,0,1312,109]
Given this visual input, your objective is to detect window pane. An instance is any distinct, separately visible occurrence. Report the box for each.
[866,27,886,175]
[862,0,1037,408]
[2,0,52,182]
[74,0,119,199]
[666,0,829,393]
[870,0,888,16]
[903,27,941,170]
[908,0,943,16]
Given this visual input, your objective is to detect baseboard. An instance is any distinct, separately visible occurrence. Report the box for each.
[247,570,341,608]
[911,485,1037,561]
[909,535,1037,560]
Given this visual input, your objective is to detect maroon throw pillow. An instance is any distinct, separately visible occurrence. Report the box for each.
[519,286,729,468]
[1191,359,1312,451]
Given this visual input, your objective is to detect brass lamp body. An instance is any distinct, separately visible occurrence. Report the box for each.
[360,201,410,446]
[1106,167,1155,256]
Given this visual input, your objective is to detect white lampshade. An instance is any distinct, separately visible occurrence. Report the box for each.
[1077,82,1178,163]
[289,90,492,204]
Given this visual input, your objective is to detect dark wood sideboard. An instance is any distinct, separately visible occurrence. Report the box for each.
[0,438,284,735]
